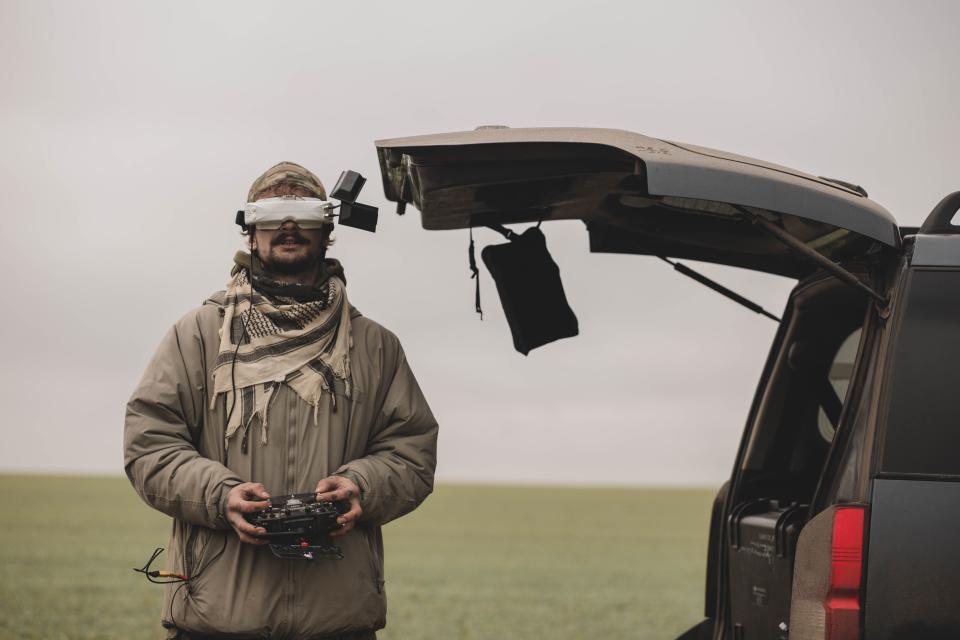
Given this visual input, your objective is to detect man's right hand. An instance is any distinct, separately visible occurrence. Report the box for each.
[225,482,271,545]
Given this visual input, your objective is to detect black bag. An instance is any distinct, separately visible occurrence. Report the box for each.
[481,227,578,355]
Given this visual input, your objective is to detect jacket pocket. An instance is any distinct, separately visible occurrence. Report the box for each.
[182,524,208,581]
[362,526,385,593]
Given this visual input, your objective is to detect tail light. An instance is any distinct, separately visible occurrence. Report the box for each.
[789,505,868,640]
[825,507,865,638]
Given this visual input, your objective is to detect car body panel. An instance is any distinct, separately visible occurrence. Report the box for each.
[865,478,960,639]
[909,234,960,267]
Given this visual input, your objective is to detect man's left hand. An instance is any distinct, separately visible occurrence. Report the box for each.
[315,475,362,537]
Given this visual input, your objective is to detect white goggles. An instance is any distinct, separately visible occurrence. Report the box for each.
[243,196,335,230]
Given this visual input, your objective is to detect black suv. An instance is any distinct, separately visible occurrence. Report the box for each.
[372,127,960,640]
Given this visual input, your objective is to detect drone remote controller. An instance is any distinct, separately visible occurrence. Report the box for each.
[245,493,350,560]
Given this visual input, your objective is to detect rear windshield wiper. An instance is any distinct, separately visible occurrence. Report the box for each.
[658,256,781,323]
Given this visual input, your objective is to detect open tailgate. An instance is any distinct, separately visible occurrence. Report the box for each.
[376,127,899,277]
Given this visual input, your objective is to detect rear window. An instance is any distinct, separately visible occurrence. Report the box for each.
[881,269,960,475]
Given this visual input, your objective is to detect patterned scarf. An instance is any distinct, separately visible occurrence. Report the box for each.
[211,252,352,446]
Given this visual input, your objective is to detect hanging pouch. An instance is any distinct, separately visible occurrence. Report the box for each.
[480,226,579,355]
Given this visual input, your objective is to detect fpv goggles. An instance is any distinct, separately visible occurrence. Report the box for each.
[242,197,334,230]
[235,170,379,233]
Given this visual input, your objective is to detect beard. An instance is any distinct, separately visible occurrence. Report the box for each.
[262,252,317,275]
[258,231,326,276]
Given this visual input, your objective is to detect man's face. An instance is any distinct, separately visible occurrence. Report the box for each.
[252,221,329,276]
[250,184,331,277]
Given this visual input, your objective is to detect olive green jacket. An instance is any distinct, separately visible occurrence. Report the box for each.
[124,292,438,639]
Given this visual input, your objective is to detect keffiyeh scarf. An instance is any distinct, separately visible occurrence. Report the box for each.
[211,253,352,446]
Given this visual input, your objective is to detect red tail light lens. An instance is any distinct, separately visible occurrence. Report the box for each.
[825,506,866,639]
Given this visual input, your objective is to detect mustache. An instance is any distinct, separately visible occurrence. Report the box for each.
[271,232,309,246]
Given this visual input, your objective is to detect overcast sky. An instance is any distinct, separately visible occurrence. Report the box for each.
[1,0,957,486]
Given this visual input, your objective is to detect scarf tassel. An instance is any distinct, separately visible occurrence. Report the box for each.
[223,381,281,450]
[256,382,280,445]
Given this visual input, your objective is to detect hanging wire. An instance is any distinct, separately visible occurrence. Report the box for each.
[468,228,483,319]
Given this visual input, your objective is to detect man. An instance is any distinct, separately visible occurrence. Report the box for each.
[124,162,438,639]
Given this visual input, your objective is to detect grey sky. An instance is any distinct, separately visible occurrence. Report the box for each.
[1,0,957,485]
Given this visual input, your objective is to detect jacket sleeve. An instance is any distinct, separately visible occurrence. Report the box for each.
[124,318,243,529]
[335,335,438,526]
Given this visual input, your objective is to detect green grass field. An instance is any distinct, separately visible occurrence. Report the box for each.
[0,476,714,639]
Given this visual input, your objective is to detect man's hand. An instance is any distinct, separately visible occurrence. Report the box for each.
[225,482,271,545]
[315,475,362,537]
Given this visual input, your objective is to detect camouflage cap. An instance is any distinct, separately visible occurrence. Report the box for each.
[247,161,327,202]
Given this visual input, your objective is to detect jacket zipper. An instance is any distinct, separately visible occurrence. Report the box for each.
[286,386,297,631]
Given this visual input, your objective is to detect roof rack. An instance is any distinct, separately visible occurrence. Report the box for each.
[919,191,960,235]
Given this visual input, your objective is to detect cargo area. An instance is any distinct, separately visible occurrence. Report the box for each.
[721,273,871,639]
